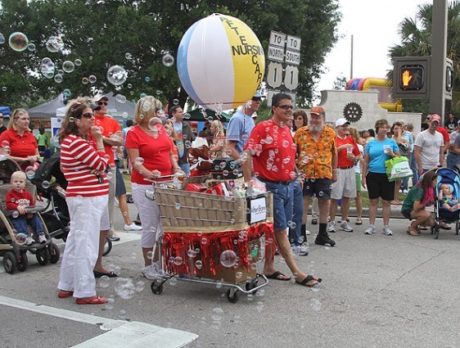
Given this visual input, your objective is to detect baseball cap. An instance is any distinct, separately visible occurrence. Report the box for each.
[335,118,350,127]
[251,90,263,101]
[310,106,325,116]
[94,94,109,103]
[429,114,441,123]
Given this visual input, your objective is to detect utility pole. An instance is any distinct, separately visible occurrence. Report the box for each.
[429,0,448,122]
[350,34,354,80]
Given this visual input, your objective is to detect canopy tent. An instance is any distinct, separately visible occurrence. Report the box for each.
[0,106,11,116]
[28,93,67,118]
[187,108,231,122]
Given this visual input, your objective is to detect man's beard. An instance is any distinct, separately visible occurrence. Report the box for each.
[308,122,323,133]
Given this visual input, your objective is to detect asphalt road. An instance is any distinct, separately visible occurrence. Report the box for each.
[1,203,460,348]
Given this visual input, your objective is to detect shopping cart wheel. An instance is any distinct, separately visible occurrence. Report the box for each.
[103,237,112,257]
[226,288,239,303]
[49,243,60,264]
[3,251,17,274]
[151,281,163,295]
[36,247,50,265]
[245,279,259,294]
[17,251,28,272]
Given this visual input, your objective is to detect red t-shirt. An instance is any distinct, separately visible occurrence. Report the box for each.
[336,135,360,168]
[6,189,34,210]
[437,127,450,148]
[245,119,296,182]
[125,125,174,185]
[0,129,37,158]
[94,114,121,165]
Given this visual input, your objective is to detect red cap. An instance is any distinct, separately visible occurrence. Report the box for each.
[429,114,441,123]
[310,106,325,116]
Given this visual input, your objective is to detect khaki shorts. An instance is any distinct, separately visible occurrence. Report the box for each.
[331,167,356,199]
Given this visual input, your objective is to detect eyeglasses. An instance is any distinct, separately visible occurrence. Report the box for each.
[278,105,293,110]
[98,101,108,106]
[81,112,94,119]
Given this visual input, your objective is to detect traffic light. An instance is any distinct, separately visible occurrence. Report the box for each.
[445,58,453,99]
[392,56,431,99]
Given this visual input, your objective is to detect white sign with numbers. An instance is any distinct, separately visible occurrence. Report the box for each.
[266,61,283,89]
[284,65,299,90]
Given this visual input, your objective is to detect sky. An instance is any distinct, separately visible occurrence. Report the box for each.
[317,0,432,92]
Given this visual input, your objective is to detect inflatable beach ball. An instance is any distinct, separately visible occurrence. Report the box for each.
[177,14,265,111]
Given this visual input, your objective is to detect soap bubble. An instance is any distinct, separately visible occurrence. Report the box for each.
[15,233,27,245]
[88,75,97,84]
[115,94,127,103]
[63,89,71,98]
[41,181,50,189]
[74,58,82,66]
[62,61,75,73]
[114,277,136,300]
[220,250,237,268]
[135,157,144,166]
[98,275,110,288]
[162,53,174,67]
[0,33,5,45]
[40,58,55,78]
[173,256,183,266]
[195,260,203,270]
[9,32,28,52]
[54,74,63,83]
[46,36,64,52]
[107,65,127,86]
[81,77,89,84]
[12,211,19,218]
[27,43,36,52]
[25,166,35,179]
[125,52,132,60]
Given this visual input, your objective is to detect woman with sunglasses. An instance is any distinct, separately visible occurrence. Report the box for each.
[0,108,40,171]
[125,96,181,279]
[57,98,109,305]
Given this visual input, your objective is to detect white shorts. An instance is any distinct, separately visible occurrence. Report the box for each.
[100,167,117,232]
[131,183,163,248]
[331,167,356,199]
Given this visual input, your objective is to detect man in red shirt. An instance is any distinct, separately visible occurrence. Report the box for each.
[243,93,321,288]
[328,118,361,233]
[93,95,122,277]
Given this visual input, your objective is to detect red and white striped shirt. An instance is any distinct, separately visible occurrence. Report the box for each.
[60,134,109,197]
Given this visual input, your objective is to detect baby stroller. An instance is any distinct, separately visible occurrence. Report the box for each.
[0,158,60,274]
[32,151,112,256]
[432,167,460,239]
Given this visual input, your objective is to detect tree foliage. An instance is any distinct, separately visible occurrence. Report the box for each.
[0,0,341,109]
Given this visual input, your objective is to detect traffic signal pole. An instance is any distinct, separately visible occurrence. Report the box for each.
[429,0,448,122]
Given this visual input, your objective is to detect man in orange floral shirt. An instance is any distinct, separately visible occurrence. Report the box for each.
[294,106,337,247]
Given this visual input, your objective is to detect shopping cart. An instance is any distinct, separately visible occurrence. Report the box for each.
[146,175,273,303]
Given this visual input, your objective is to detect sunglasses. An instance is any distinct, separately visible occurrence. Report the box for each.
[278,105,293,110]
[80,112,94,119]
[98,101,108,106]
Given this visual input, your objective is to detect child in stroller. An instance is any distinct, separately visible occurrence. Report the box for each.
[438,183,460,212]
[6,171,47,245]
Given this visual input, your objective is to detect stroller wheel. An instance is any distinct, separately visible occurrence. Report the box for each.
[36,247,50,265]
[49,243,60,264]
[226,288,239,303]
[17,252,28,272]
[151,281,163,295]
[103,237,112,257]
[3,251,17,274]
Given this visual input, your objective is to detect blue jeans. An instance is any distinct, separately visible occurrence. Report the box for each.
[264,181,294,231]
[179,162,190,176]
[11,214,45,237]
[409,151,419,184]
[289,180,304,245]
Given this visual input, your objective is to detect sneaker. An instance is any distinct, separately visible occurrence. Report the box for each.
[383,226,393,236]
[364,225,375,235]
[305,229,311,235]
[124,223,142,231]
[38,234,47,244]
[25,236,34,245]
[340,221,353,232]
[327,221,336,233]
[299,242,309,256]
[108,235,120,242]
[315,233,336,247]
[141,263,161,280]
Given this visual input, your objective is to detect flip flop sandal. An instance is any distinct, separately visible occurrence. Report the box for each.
[355,219,363,225]
[57,290,73,299]
[76,296,108,305]
[265,271,291,281]
[295,275,322,288]
[94,270,118,278]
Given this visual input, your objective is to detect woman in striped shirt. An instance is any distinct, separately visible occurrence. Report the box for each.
[57,98,110,305]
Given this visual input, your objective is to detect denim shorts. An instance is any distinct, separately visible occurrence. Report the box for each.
[264,181,294,231]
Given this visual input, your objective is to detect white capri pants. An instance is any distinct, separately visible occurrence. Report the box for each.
[331,167,357,199]
[100,167,117,231]
[132,183,163,248]
[58,195,108,298]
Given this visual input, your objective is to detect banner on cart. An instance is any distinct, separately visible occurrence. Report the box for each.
[248,196,267,224]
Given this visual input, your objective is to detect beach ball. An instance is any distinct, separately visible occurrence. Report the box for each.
[177,14,265,111]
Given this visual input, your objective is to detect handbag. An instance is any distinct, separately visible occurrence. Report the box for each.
[385,156,412,182]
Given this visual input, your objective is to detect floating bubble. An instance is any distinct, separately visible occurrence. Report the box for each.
[114,277,136,300]
[1,140,9,148]
[41,181,50,189]
[127,83,133,89]
[156,90,162,96]
[211,307,223,321]
[15,233,27,245]
[256,301,264,313]
[46,36,64,52]
[12,211,19,218]
[201,237,207,245]
[81,77,89,85]
[125,52,132,60]
[25,166,35,179]
[121,112,128,119]
[88,75,97,84]
[74,58,82,66]
[27,43,36,52]
[0,33,5,45]
[54,74,63,83]
[162,53,174,67]
[103,297,115,311]
[172,98,179,105]
[63,89,71,98]
[107,65,127,86]
[135,280,145,292]
[169,277,177,286]
[99,275,110,288]
[187,249,196,258]
[195,260,203,270]
[62,60,75,73]
[174,256,183,266]
[135,157,144,166]
[9,32,28,52]
[220,250,237,268]
[40,57,55,78]
[115,94,127,103]
[1,86,6,92]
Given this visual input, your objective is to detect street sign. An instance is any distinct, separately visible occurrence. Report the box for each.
[286,35,301,51]
[267,45,285,63]
[269,31,286,47]
[266,61,283,88]
[285,49,300,65]
[284,65,299,90]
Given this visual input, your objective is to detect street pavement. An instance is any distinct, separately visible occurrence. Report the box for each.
[2,202,460,347]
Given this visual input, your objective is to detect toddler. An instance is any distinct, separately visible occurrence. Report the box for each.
[439,183,460,212]
[6,171,46,245]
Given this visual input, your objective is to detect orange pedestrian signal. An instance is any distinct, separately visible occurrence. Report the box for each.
[399,65,424,91]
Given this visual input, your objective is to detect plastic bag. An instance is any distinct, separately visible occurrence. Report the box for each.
[385,156,412,182]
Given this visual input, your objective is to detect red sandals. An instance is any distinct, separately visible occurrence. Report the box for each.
[75,296,108,305]
[57,290,73,299]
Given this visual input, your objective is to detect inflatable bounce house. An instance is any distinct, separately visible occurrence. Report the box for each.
[345,78,402,112]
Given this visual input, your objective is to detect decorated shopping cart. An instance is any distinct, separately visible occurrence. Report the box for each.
[147,175,273,303]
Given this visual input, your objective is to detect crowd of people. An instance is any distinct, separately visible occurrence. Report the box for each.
[2,91,459,302]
